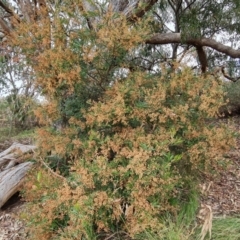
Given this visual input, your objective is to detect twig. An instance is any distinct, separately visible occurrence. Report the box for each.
[221,66,240,82]
[104,231,130,240]
[40,157,66,181]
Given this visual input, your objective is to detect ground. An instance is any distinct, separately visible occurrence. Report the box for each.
[0,137,34,240]
[201,117,240,216]
[0,118,240,239]
[0,195,27,240]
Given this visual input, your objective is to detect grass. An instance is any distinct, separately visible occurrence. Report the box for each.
[137,216,240,240]
[0,125,36,142]
[13,128,36,139]
[0,119,36,150]
[210,217,240,240]
[0,126,14,141]
[135,187,240,240]
[0,96,37,144]
[191,216,240,240]
[135,189,200,240]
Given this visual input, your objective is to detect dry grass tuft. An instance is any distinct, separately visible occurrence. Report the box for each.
[197,204,213,240]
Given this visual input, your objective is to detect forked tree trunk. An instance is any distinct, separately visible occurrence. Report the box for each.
[0,142,36,208]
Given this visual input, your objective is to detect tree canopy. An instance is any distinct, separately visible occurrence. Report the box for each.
[0,0,240,81]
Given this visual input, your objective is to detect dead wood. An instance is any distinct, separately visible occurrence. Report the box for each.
[0,142,36,208]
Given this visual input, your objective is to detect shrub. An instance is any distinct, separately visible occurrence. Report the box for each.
[6,92,39,130]
[11,4,234,238]
[24,68,234,239]
[0,94,39,133]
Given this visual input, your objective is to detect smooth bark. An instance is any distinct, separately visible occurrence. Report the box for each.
[146,33,240,58]
[0,143,36,208]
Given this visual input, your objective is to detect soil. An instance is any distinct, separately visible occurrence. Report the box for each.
[200,116,240,216]
[1,118,240,239]
[0,193,27,240]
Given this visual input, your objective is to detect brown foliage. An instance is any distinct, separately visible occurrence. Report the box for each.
[3,3,234,238]
[23,67,235,239]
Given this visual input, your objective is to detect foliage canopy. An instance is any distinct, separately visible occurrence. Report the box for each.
[0,0,237,239]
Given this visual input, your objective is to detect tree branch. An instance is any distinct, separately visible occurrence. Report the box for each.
[120,0,158,21]
[0,17,11,35]
[0,1,14,15]
[221,66,240,82]
[131,0,158,20]
[146,33,240,58]
[0,1,20,23]
[195,46,207,73]
[183,0,197,13]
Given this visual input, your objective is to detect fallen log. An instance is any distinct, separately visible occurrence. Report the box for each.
[0,142,36,170]
[0,162,33,208]
[0,142,36,208]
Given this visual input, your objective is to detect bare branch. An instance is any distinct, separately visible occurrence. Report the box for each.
[40,157,66,181]
[146,33,240,58]
[167,0,175,12]
[183,0,197,12]
[111,0,158,21]
[124,0,158,21]
[0,1,14,15]
[112,0,129,12]
[0,1,20,23]
[177,45,191,63]
[221,66,240,82]
[0,17,11,35]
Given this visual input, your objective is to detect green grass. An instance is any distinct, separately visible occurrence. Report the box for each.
[0,126,13,140]
[135,189,199,240]
[0,125,36,144]
[134,187,240,240]
[210,217,240,240]
[0,96,38,143]
[191,216,240,240]
[136,216,240,240]
[13,128,36,139]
